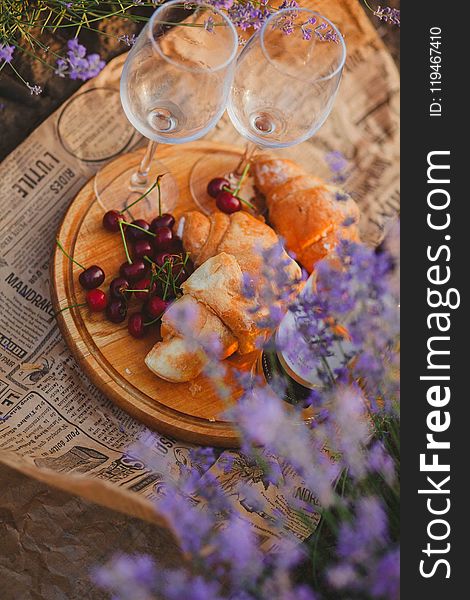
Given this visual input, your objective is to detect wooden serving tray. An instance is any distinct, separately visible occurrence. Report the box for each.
[51,141,258,447]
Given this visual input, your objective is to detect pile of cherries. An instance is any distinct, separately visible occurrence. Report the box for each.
[57,178,190,338]
[57,170,252,337]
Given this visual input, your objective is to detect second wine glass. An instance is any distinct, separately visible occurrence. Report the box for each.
[190,8,346,215]
[95,1,238,217]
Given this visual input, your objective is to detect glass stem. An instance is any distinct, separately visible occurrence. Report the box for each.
[130,140,158,190]
[233,142,258,177]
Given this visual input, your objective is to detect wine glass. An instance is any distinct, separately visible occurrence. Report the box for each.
[94,1,238,218]
[190,8,346,214]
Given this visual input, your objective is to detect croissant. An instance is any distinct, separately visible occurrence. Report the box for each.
[146,212,302,383]
[253,156,361,272]
[145,253,256,382]
[176,209,300,281]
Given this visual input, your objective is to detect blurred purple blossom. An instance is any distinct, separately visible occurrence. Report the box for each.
[328,499,399,599]
[0,44,15,63]
[337,496,389,562]
[94,221,400,600]
[55,38,105,81]
[325,150,349,183]
[367,440,396,484]
[276,237,399,412]
[92,554,157,600]
[370,548,400,599]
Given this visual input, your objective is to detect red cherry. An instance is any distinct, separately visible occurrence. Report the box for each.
[207,177,230,199]
[133,277,155,301]
[109,277,130,300]
[102,210,124,232]
[79,265,105,289]
[150,214,175,232]
[154,252,173,267]
[167,237,184,253]
[133,239,153,259]
[106,299,127,323]
[145,296,169,319]
[128,313,146,338]
[216,191,241,214]
[153,226,173,250]
[126,219,150,242]
[86,289,108,312]
[120,260,146,283]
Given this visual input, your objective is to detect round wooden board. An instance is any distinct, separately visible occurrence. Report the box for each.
[51,141,257,447]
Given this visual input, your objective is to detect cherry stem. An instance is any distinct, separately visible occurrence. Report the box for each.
[122,221,156,237]
[162,260,171,300]
[54,301,86,317]
[56,239,86,271]
[125,289,149,293]
[144,254,187,301]
[119,220,133,264]
[123,174,164,213]
[157,178,162,217]
[222,187,256,211]
[233,162,250,196]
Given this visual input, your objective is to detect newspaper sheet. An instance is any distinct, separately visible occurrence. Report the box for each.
[0,0,399,548]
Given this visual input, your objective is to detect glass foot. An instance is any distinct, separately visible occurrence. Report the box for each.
[189,151,261,216]
[94,152,179,221]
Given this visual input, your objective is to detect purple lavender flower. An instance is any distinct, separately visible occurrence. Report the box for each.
[93,205,400,600]
[325,386,369,478]
[216,517,264,583]
[189,446,217,470]
[83,53,105,78]
[368,441,396,485]
[337,496,389,562]
[326,150,349,183]
[277,238,399,413]
[204,16,216,33]
[67,37,86,58]
[374,6,401,27]
[278,0,299,8]
[118,33,137,47]
[327,563,358,589]
[301,26,313,41]
[0,44,15,63]
[92,554,157,599]
[206,0,235,9]
[163,572,224,600]
[228,1,270,31]
[370,547,400,599]
[159,491,214,554]
[55,38,105,81]
[26,83,42,95]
